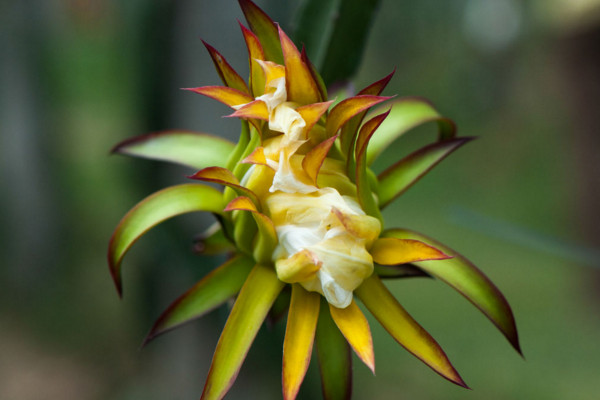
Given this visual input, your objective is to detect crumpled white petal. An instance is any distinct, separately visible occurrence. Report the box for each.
[242,68,380,308]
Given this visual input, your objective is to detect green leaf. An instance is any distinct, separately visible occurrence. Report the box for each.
[378,137,473,208]
[238,0,283,64]
[341,70,395,177]
[201,264,284,400]
[355,275,467,387]
[319,0,382,86]
[144,255,254,344]
[108,184,225,296]
[382,229,521,354]
[112,131,235,170]
[355,112,389,222]
[366,97,457,166]
[316,297,352,400]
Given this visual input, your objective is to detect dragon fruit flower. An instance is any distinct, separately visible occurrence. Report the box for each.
[107,1,520,399]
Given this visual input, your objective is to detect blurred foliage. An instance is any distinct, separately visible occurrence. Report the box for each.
[1,0,599,399]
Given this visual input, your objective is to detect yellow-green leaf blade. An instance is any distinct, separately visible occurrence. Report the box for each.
[366,97,457,165]
[296,101,333,138]
[340,70,395,164]
[108,184,225,296]
[316,298,352,400]
[378,137,473,208]
[302,135,338,186]
[383,228,521,353]
[329,300,375,373]
[326,95,391,138]
[228,99,269,121]
[112,131,235,170]
[201,264,284,400]
[240,23,266,97]
[190,167,260,207]
[371,237,451,265]
[355,112,389,221]
[144,255,254,344]
[202,40,250,94]
[279,26,321,105]
[186,86,254,109]
[239,0,283,64]
[355,275,467,387]
[283,285,320,400]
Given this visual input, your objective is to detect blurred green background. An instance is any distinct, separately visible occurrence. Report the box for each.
[2,0,600,399]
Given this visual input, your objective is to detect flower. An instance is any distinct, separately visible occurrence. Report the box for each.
[107,1,520,399]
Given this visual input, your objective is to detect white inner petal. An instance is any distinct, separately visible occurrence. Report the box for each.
[247,72,377,308]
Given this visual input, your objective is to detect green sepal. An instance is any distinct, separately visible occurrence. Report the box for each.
[356,275,467,387]
[355,111,390,223]
[238,0,284,64]
[382,229,521,354]
[112,131,235,170]
[225,196,278,265]
[108,184,225,296]
[226,121,252,172]
[143,255,254,344]
[201,263,284,400]
[366,97,457,166]
[316,297,352,400]
[231,123,262,181]
[378,137,473,208]
[202,40,250,95]
[342,70,395,178]
[233,209,257,256]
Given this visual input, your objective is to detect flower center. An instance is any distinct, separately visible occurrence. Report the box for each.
[243,63,381,308]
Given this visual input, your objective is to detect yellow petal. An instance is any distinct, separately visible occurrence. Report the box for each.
[371,237,451,265]
[257,59,286,87]
[329,300,375,373]
[240,23,266,97]
[201,40,250,95]
[276,249,322,283]
[278,26,320,105]
[330,207,381,247]
[326,95,391,137]
[228,99,269,120]
[296,101,333,139]
[241,147,273,168]
[282,285,320,400]
[301,135,338,186]
[355,275,467,387]
[185,86,254,109]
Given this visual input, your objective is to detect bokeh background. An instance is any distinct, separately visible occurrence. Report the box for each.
[2,0,600,399]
